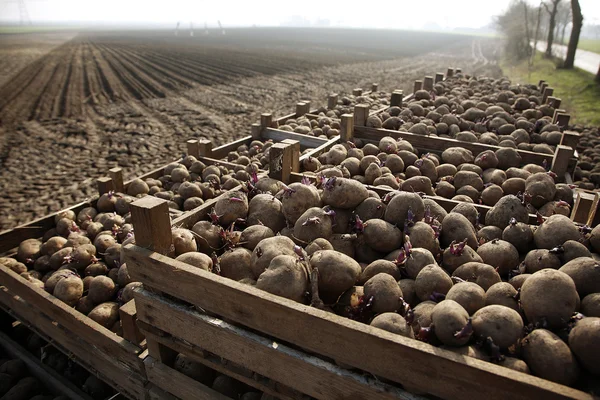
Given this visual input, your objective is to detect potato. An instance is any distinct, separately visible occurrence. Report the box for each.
[175,252,213,271]
[2,376,40,400]
[446,282,485,315]
[497,357,531,374]
[560,240,592,263]
[88,276,117,304]
[359,260,401,285]
[452,262,501,291]
[240,225,274,251]
[559,257,600,297]
[213,191,248,226]
[121,282,143,303]
[93,234,116,254]
[84,262,107,277]
[523,249,561,273]
[16,239,41,263]
[76,296,95,315]
[311,250,361,302]
[212,375,247,399]
[568,317,600,375]
[44,270,76,294]
[191,221,221,253]
[522,329,580,385]
[502,222,533,254]
[20,272,44,290]
[431,300,471,346]
[521,269,579,329]
[255,255,309,303]
[87,302,119,329]
[53,275,83,306]
[174,354,215,386]
[580,293,600,317]
[305,238,333,256]
[96,193,117,212]
[328,233,356,258]
[389,248,436,279]
[525,172,556,208]
[485,195,529,229]
[362,219,402,253]
[64,232,91,248]
[398,279,417,307]
[442,244,482,274]
[410,301,436,334]
[251,236,296,278]
[590,224,600,253]
[370,313,414,338]
[280,183,321,224]
[117,264,131,287]
[477,239,519,277]
[415,265,453,302]
[383,191,424,226]
[472,305,523,348]
[534,214,581,249]
[440,212,478,249]
[408,221,439,255]
[218,248,253,281]
[441,147,474,166]
[485,282,519,311]
[171,228,197,256]
[363,273,403,313]
[322,177,368,209]
[293,207,333,243]
[0,258,27,275]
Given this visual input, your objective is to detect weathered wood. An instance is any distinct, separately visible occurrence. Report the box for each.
[135,289,421,400]
[353,104,369,127]
[390,91,403,107]
[434,73,444,83]
[97,177,114,195]
[340,114,354,142]
[446,67,454,77]
[587,193,600,227]
[186,139,200,158]
[120,300,145,344]
[260,113,273,129]
[251,123,261,139]
[553,109,567,123]
[268,142,293,183]
[549,97,562,109]
[197,139,213,158]
[130,196,172,255]
[124,247,591,400]
[540,82,548,92]
[295,102,309,117]
[144,356,230,400]
[0,330,94,400]
[352,88,363,96]
[413,80,423,93]
[551,145,574,180]
[171,185,242,229]
[556,113,571,128]
[571,190,597,224]
[262,128,327,150]
[371,83,379,92]
[542,87,554,103]
[560,131,580,149]
[299,136,340,162]
[282,139,301,173]
[210,136,252,160]
[109,167,124,193]
[423,76,434,91]
[455,67,462,73]
[147,385,179,400]
[328,94,338,109]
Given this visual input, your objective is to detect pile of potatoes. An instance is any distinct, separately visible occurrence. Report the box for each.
[0,356,62,400]
[366,76,566,153]
[323,90,390,118]
[574,127,600,190]
[0,201,141,336]
[165,175,599,393]
[278,115,342,140]
[304,135,572,216]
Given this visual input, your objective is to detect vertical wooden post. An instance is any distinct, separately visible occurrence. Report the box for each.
[352,88,363,96]
[97,177,114,196]
[146,339,178,365]
[560,131,580,148]
[551,145,574,181]
[186,139,200,158]
[251,123,262,140]
[552,109,567,123]
[353,105,369,127]
[109,168,124,193]
[556,113,571,128]
[198,139,213,158]
[340,114,354,142]
[269,143,293,183]
[538,79,546,87]
[546,96,556,106]
[455,68,462,74]
[550,97,562,108]
[119,300,144,344]
[390,91,403,107]
[540,82,548,93]
[130,196,172,255]
[295,102,308,117]
[413,80,423,93]
[446,68,454,77]
[282,139,300,173]
[571,191,598,224]
[434,73,444,83]
[260,113,273,129]
[542,87,554,104]
[301,101,311,115]
[371,83,378,92]
[327,94,338,110]
[423,76,434,91]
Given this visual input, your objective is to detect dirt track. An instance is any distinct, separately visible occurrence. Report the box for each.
[0,28,502,230]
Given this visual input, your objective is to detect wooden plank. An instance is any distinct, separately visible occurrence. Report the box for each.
[144,356,230,400]
[124,246,592,400]
[551,145,574,180]
[120,300,145,344]
[354,125,553,166]
[413,80,423,93]
[186,139,200,158]
[130,196,172,255]
[0,285,146,400]
[147,385,179,400]
[282,139,301,173]
[97,177,114,195]
[353,104,369,127]
[340,114,354,142]
[327,94,338,110]
[587,192,600,227]
[571,191,596,224]
[135,290,416,400]
[390,91,403,107]
[260,113,273,129]
[295,102,311,117]
[352,88,363,96]
[446,67,454,78]
[371,83,379,92]
[109,167,125,193]
[262,128,327,150]
[0,330,95,400]
[434,73,444,83]
[423,76,434,91]
[210,135,252,160]
[299,136,340,162]
[251,123,261,139]
[561,131,580,148]
[556,113,571,128]
[542,87,554,103]
[268,142,293,183]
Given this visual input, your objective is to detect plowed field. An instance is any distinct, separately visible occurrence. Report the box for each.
[0,28,502,229]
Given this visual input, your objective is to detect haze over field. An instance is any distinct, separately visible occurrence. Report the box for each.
[1,0,597,30]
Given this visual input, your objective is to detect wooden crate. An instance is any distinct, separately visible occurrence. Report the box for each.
[124,192,592,400]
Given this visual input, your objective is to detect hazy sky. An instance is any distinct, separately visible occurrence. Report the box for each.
[1,0,599,28]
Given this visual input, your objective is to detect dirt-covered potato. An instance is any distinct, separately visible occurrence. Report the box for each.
[280,182,321,224]
[359,260,401,284]
[121,282,143,304]
[440,212,478,249]
[218,248,253,281]
[175,252,213,271]
[322,177,369,210]
[534,214,581,249]
[559,257,600,298]
[256,255,309,303]
[497,357,531,374]
[560,240,592,263]
[568,317,600,375]
[363,273,403,313]
[16,238,41,263]
[445,282,485,315]
[476,239,519,277]
[311,250,361,303]
[485,282,519,311]
[293,207,334,243]
[521,269,579,329]
[392,248,437,279]
[171,228,197,256]
[408,221,439,256]
[442,243,482,274]
[431,300,471,346]
[522,329,580,385]
[452,262,501,291]
[485,195,529,229]
[581,293,600,317]
[239,225,274,251]
[0,258,27,274]
[502,222,533,254]
[53,274,84,306]
[305,238,333,256]
[383,191,424,226]
[191,221,221,254]
[44,270,76,294]
[250,236,296,278]
[87,276,117,304]
[411,300,436,334]
[87,302,119,329]
[472,305,523,348]
[415,265,453,302]
[214,191,248,226]
[362,219,402,253]
[370,313,414,338]
[525,172,556,208]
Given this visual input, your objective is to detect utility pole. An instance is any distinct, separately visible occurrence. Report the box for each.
[18,0,31,25]
[218,20,225,35]
[190,22,193,37]
[175,21,180,36]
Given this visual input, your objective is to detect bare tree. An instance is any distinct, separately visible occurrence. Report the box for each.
[532,1,543,63]
[543,0,562,58]
[564,0,583,69]
[495,0,536,61]
[556,2,572,45]
[523,1,533,68]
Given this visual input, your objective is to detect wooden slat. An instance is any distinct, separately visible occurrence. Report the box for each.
[0,330,95,400]
[110,167,125,193]
[171,185,242,229]
[262,128,328,149]
[144,356,230,400]
[0,285,146,400]
[211,136,253,160]
[299,136,340,161]
[135,289,416,400]
[124,246,592,400]
[269,142,293,183]
[120,300,145,344]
